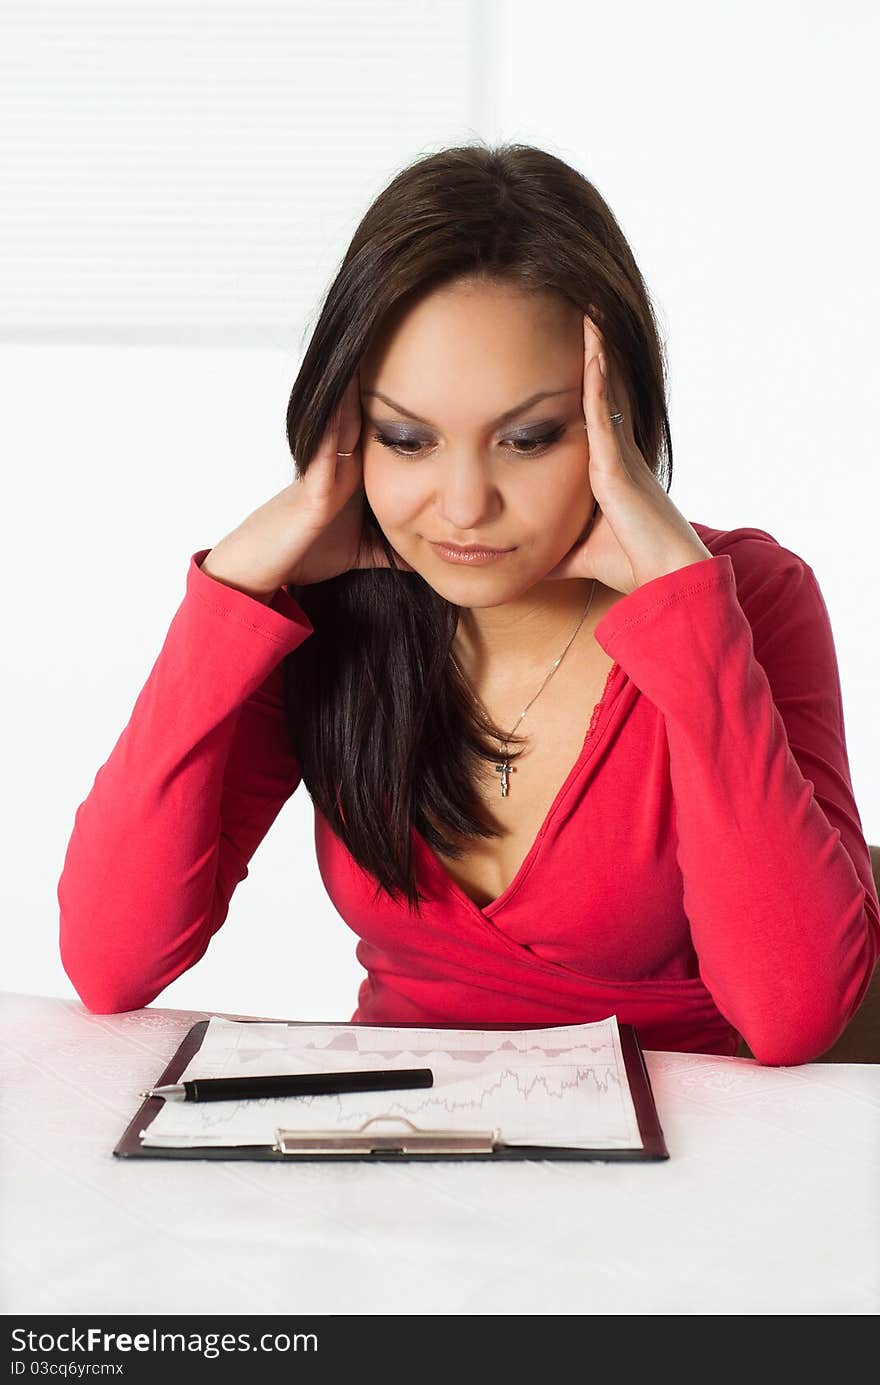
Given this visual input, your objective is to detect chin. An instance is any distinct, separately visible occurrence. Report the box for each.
[427,570,539,610]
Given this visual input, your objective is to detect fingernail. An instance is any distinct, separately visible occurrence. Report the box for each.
[598,352,607,380]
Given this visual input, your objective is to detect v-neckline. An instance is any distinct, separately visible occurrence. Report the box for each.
[413,659,624,918]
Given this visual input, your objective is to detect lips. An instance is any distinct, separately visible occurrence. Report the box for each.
[428,540,514,566]
[430,542,511,555]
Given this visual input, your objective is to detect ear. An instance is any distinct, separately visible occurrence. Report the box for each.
[587,301,605,327]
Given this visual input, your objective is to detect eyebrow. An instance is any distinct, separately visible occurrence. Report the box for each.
[362,387,580,429]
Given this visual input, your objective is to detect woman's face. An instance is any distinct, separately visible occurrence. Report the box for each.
[359,278,595,608]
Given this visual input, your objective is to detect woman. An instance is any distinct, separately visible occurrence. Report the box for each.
[57,142,879,1065]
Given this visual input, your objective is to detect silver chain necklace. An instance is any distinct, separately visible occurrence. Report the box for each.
[492,579,597,797]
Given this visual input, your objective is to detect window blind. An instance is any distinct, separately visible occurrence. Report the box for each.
[0,0,482,344]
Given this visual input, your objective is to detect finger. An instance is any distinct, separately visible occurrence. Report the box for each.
[582,314,606,419]
[583,311,602,365]
[583,344,613,437]
[334,376,362,460]
[583,345,630,494]
[310,401,342,473]
[308,396,351,497]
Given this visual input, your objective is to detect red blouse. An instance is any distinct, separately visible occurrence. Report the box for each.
[57,521,880,1065]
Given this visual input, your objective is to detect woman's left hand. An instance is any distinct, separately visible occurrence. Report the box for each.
[544,311,713,595]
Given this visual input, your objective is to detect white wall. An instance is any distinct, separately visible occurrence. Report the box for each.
[3,0,877,1019]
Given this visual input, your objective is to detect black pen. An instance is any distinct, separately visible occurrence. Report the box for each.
[140,1067,434,1102]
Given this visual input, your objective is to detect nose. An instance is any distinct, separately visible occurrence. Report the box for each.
[435,454,502,532]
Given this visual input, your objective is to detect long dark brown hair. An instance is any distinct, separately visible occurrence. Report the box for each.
[282,141,673,915]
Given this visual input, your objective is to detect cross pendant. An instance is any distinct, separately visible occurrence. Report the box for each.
[494,757,513,798]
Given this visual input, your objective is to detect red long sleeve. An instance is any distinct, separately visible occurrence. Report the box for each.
[57,551,314,1013]
[59,525,880,1067]
[590,533,879,1065]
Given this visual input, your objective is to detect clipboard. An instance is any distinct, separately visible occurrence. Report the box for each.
[114,1018,669,1162]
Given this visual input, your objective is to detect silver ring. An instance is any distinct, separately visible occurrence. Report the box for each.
[583,413,625,429]
[336,450,355,456]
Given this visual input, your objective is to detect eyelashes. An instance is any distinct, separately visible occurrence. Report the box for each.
[368,424,568,460]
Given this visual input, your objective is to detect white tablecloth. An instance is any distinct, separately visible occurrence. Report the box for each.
[2,992,878,1315]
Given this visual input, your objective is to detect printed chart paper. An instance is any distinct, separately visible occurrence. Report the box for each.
[139,1014,644,1150]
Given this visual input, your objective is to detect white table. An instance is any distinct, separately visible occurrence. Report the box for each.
[1,992,877,1315]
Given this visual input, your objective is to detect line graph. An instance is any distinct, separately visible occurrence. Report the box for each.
[140,1016,644,1150]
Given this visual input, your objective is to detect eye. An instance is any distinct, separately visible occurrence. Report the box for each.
[506,426,567,456]
[369,424,568,459]
[369,430,425,457]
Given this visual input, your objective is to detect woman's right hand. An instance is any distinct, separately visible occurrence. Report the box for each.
[199,370,413,601]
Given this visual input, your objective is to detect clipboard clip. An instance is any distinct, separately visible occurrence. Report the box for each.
[273,1114,500,1155]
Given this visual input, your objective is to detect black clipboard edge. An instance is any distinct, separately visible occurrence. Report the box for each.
[114,1018,669,1163]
